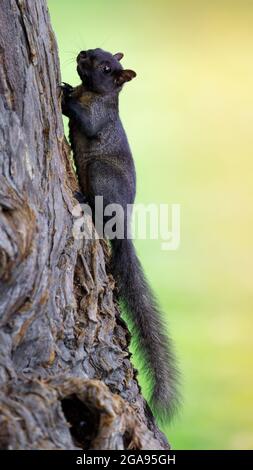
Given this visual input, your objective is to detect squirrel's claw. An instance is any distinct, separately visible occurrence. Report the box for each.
[60,82,74,94]
[60,82,74,116]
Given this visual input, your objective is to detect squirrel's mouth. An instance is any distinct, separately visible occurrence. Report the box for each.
[77,64,87,82]
[77,56,90,80]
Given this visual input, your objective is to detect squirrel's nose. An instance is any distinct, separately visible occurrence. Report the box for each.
[77,51,89,64]
[77,51,87,62]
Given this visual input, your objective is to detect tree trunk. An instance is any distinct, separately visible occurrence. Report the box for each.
[0,0,169,450]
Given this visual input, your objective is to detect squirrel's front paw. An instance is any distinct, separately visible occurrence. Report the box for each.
[60,82,74,95]
[60,82,74,115]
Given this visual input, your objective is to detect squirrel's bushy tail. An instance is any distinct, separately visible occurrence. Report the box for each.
[111,238,180,419]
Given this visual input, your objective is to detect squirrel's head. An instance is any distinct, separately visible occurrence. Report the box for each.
[76,48,136,94]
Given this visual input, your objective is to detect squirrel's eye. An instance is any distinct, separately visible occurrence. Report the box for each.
[103,65,111,74]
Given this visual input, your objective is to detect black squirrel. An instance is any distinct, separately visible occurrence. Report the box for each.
[61,48,179,419]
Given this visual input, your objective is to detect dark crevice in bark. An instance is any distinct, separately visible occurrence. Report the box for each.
[61,395,99,450]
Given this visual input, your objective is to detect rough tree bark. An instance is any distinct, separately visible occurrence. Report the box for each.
[0,0,169,450]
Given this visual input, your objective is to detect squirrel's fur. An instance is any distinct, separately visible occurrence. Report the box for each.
[61,48,180,419]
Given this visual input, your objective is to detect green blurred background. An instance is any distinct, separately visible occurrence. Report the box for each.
[47,0,253,449]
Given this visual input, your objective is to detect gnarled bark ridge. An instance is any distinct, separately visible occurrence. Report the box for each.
[0,0,169,450]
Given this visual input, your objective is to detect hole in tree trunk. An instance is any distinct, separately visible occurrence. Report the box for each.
[61,395,100,449]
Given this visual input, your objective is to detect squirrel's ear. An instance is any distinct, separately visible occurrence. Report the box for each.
[115,69,136,86]
[114,52,124,61]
